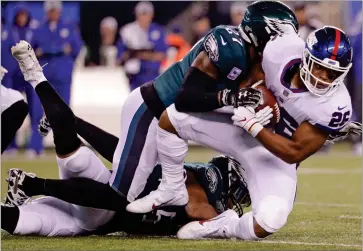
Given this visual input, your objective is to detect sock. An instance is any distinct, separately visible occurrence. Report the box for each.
[75,116,118,163]
[1,100,28,154]
[34,81,81,155]
[29,72,47,88]
[22,176,45,197]
[229,211,261,240]
[157,126,188,187]
[22,176,126,211]
[1,206,20,234]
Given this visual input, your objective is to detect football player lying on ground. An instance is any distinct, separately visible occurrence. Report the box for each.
[3,156,250,236]
[2,45,250,236]
[0,66,29,154]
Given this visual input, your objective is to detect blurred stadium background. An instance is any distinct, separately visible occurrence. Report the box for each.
[1,1,362,250]
[1,0,362,155]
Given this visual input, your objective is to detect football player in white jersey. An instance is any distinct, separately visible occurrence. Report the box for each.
[136,26,361,241]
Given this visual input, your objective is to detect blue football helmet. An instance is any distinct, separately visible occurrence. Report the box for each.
[301,26,353,96]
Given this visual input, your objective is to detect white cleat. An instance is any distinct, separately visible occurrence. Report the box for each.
[126,181,189,214]
[11,40,43,83]
[5,168,36,207]
[177,209,239,239]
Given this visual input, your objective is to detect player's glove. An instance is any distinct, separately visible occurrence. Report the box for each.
[232,106,265,137]
[255,106,273,126]
[219,87,262,108]
[326,121,362,144]
[38,113,51,137]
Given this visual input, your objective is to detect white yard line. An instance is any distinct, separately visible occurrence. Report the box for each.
[261,240,361,248]
[298,168,361,174]
[339,215,362,220]
[295,201,361,208]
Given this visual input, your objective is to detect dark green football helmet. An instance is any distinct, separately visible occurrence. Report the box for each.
[239,0,299,53]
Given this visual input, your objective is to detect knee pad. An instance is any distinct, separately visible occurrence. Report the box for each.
[57,147,91,175]
[58,146,110,182]
[254,195,290,233]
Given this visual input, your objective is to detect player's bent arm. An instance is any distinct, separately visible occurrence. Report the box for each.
[174,51,223,112]
[185,170,218,220]
[256,121,329,164]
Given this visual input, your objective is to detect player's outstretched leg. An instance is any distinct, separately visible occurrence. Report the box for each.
[2,197,87,236]
[7,40,126,211]
[177,209,263,240]
[1,99,28,154]
[126,111,189,213]
[1,66,29,154]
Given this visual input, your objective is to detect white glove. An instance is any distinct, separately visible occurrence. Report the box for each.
[255,106,273,126]
[231,106,264,137]
[326,121,362,144]
[0,66,8,82]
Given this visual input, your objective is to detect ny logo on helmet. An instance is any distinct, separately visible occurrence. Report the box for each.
[307,33,318,49]
[263,16,297,37]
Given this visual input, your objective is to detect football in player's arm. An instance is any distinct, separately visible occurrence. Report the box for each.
[232,27,362,164]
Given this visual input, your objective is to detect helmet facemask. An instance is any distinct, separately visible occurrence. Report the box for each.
[300,48,352,97]
[226,157,251,216]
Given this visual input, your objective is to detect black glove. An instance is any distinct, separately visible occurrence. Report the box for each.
[38,113,51,137]
[219,87,262,108]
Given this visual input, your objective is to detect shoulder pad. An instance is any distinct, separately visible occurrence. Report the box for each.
[263,34,304,69]
[203,26,247,76]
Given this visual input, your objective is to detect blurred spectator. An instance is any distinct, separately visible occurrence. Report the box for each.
[348,10,362,155]
[99,16,119,66]
[230,2,247,26]
[1,3,35,157]
[191,13,211,45]
[2,3,34,89]
[294,2,323,40]
[116,1,167,91]
[160,26,191,73]
[29,0,83,158]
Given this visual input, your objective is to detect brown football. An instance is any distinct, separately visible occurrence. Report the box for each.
[251,81,280,127]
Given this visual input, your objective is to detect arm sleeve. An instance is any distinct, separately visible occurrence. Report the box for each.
[174,67,222,112]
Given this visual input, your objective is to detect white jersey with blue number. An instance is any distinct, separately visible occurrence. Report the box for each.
[262,34,352,138]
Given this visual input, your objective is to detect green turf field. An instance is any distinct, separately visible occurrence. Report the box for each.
[1,144,362,250]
